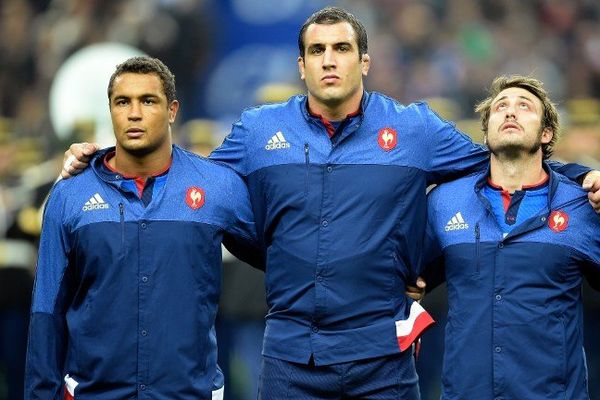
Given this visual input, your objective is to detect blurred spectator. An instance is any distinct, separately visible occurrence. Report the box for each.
[554,98,600,168]
[177,118,221,157]
[555,121,600,168]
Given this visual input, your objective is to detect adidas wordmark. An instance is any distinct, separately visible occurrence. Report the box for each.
[265,131,290,150]
[445,212,469,231]
[82,193,110,211]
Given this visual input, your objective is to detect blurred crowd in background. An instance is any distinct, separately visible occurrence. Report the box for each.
[1,0,600,399]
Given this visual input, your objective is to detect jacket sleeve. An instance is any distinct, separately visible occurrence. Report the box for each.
[209,113,251,177]
[25,185,73,399]
[222,171,265,271]
[419,189,447,293]
[422,104,592,184]
[546,160,592,184]
[422,104,489,185]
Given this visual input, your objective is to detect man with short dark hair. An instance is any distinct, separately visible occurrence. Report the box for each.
[422,75,600,399]
[25,56,261,399]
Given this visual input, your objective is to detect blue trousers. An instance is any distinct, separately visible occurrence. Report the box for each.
[258,350,420,400]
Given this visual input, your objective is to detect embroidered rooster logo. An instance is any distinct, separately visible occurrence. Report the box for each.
[548,210,568,233]
[378,127,398,151]
[186,187,205,210]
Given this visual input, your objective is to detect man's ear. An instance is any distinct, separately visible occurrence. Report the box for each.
[168,100,180,124]
[361,53,370,76]
[541,127,553,144]
[298,56,305,80]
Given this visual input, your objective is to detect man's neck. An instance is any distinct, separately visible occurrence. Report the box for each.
[110,143,172,179]
[489,153,547,193]
[307,91,363,121]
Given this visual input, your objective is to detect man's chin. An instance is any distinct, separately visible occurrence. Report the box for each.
[318,92,346,107]
[119,143,156,157]
[489,142,541,159]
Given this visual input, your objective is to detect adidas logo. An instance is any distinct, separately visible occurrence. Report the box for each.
[82,193,110,211]
[265,131,291,150]
[445,212,469,232]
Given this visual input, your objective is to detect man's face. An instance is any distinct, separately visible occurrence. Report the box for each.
[486,87,553,159]
[110,72,178,156]
[298,21,370,111]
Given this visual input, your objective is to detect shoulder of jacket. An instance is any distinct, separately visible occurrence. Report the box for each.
[177,146,240,180]
[428,173,480,204]
[366,93,437,120]
[52,168,97,195]
[238,95,304,120]
[550,172,590,207]
[554,171,586,193]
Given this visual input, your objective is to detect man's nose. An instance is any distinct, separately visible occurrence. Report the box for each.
[128,102,142,120]
[504,103,516,119]
[322,48,336,69]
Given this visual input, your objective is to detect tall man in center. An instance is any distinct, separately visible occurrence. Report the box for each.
[209,7,592,399]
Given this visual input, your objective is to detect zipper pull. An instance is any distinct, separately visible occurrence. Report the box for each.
[474,222,481,274]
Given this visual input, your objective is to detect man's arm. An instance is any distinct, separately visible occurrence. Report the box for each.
[221,167,265,271]
[25,186,72,399]
[208,113,252,175]
[409,185,447,295]
[420,201,447,294]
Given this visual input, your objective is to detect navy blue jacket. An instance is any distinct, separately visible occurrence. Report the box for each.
[210,92,589,365]
[424,167,600,399]
[25,146,260,399]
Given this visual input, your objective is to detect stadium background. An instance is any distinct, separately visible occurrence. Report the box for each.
[0,0,599,399]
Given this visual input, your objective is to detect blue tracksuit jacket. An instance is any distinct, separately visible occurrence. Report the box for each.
[423,167,600,400]
[209,92,589,366]
[25,146,260,400]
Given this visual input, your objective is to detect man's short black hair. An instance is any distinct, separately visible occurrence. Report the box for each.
[107,56,176,105]
[298,7,368,59]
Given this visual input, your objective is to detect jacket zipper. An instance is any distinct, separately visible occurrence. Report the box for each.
[119,203,125,246]
[304,143,310,196]
[475,222,480,273]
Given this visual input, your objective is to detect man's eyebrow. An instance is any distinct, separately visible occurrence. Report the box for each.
[113,93,159,100]
[308,41,353,48]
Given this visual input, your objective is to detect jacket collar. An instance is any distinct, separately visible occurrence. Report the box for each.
[299,91,369,121]
[298,91,369,143]
[92,145,177,183]
[475,161,559,211]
